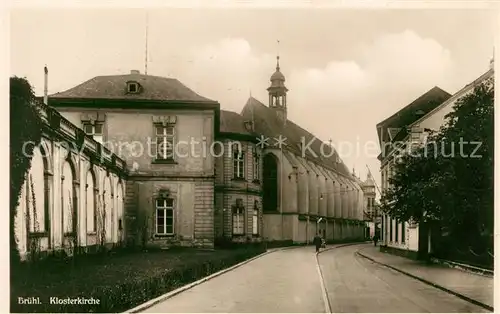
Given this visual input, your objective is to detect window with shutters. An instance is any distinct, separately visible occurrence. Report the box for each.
[83,122,104,144]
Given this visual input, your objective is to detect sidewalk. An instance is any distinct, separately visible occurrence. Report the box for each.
[357,245,494,310]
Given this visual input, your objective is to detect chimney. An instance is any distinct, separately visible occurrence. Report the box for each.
[44,65,48,105]
[130,70,140,74]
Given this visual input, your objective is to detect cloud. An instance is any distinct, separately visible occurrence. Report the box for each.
[168,30,454,186]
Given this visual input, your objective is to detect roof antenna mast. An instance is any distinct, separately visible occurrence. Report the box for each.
[144,11,149,75]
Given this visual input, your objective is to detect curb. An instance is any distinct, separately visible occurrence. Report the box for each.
[122,246,298,313]
[314,241,370,313]
[318,241,371,255]
[430,257,494,278]
[356,251,494,312]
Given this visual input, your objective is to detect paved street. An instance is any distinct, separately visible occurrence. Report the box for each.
[143,246,325,313]
[319,244,489,313]
[142,244,489,313]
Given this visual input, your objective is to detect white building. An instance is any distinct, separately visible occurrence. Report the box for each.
[377,64,494,259]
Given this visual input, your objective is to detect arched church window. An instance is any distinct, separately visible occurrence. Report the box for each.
[263,154,279,212]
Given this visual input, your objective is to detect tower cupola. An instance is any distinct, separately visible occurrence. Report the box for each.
[267,55,288,124]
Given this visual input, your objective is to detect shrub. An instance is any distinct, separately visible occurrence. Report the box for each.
[12,246,266,313]
[10,76,43,267]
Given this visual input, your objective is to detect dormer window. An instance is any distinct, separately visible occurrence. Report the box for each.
[127,81,140,94]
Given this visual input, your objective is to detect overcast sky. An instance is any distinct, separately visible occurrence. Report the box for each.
[10,8,497,195]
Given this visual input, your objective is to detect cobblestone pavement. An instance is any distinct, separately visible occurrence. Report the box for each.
[143,246,325,313]
[357,245,494,309]
[319,244,490,313]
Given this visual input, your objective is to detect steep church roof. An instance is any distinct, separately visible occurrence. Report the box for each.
[241,97,353,177]
[49,71,217,104]
[219,110,253,135]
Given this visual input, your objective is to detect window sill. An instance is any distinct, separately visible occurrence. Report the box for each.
[87,231,97,236]
[154,234,175,238]
[152,159,178,165]
[231,177,246,182]
[263,210,280,214]
[29,231,49,238]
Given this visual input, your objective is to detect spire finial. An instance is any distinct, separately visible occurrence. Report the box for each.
[276,39,280,71]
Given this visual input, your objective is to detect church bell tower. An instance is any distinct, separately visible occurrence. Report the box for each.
[267,55,288,125]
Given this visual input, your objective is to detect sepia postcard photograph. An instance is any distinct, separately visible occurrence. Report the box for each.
[7,2,498,313]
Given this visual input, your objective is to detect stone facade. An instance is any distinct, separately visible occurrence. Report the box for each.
[15,103,128,260]
[40,64,368,250]
[214,137,263,242]
[54,107,218,248]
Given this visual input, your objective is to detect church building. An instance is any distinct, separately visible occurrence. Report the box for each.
[15,56,366,257]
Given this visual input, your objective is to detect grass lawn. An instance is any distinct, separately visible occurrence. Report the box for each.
[11,246,265,313]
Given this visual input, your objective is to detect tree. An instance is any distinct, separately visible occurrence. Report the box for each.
[381,76,494,251]
[10,77,44,266]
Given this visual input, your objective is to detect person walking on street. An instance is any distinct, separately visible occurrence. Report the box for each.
[373,233,379,246]
[313,233,322,253]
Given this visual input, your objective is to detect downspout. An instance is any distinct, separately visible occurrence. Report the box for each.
[280,146,284,241]
[43,65,48,105]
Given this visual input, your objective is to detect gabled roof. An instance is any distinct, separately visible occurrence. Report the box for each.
[241,97,352,177]
[376,86,451,145]
[49,72,216,103]
[408,68,494,129]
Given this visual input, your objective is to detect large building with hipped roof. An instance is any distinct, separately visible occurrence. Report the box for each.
[17,58,366,254]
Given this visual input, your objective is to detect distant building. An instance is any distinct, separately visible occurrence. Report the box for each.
[360,172,377,221]
[356,171,379,238]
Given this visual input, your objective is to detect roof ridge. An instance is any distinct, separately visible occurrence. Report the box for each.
[48,73,216,103]
[242,96,352,176]
[376,85,451,127]
[408,68,494,129]
[245,96,335,144]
